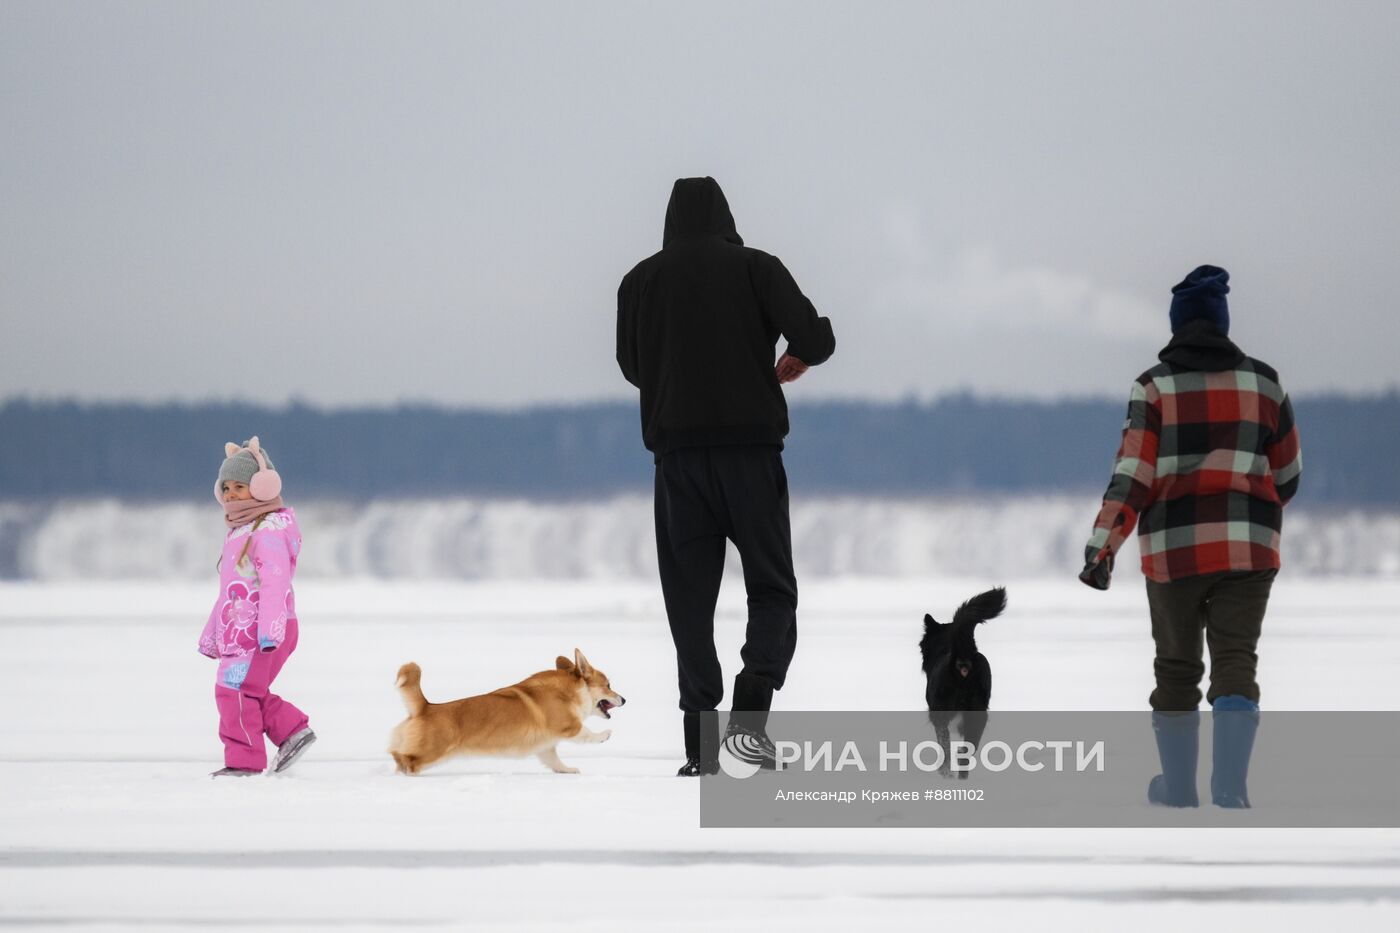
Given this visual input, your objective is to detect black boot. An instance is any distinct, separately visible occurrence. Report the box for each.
[724,673,777,770]
[677,711,719,777]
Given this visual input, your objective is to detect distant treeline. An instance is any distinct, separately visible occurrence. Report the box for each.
[1,393,1390,504]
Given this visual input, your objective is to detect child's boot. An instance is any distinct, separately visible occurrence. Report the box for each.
[273,727,317,774]
[1148,710,1200,807]
[1210,695,1260,809]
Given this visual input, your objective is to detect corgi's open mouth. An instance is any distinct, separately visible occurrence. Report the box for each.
[597,699,616,719]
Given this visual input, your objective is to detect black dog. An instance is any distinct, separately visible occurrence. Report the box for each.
[919,587,1006,778]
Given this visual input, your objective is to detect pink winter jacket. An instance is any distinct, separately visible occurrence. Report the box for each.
[198,508,302,690]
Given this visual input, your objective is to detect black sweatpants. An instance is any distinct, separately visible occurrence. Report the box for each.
[654,445,799,713]
[1145,568,1277,711]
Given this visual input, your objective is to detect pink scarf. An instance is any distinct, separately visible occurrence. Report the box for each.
[223,496,285,530]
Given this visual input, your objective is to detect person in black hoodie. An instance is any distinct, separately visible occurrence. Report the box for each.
[617,177,836,776]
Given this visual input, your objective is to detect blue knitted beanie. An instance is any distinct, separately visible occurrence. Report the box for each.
[1170,265,1230,334]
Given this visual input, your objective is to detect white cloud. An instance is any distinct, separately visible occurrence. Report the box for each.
[877,211,1162,341]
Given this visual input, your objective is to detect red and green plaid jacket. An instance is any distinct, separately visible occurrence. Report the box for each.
[1085,327,1301,583]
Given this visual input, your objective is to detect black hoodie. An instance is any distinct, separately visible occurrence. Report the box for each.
[617,178,836,457]
[1157,319,1247,372]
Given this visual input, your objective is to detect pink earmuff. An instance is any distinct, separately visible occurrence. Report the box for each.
[246,436,283,501]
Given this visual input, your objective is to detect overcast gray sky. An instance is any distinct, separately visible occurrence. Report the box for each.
[3,1,1397,407]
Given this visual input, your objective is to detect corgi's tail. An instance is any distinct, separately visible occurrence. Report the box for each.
[951,587,1008,631]
[396,662,427,718]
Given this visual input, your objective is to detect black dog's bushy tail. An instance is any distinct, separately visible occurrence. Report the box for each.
[953,587,1007,627]
[950,587,1007,649]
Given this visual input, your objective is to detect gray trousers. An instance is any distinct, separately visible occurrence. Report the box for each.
[1145,569,1277,711]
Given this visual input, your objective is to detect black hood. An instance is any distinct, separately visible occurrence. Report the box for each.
[663,177,743,247]
[1158,319,1246,372]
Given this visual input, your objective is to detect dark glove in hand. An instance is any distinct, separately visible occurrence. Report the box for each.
[1079,553,1113,590]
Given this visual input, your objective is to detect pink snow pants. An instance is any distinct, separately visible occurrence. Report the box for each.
[214,617,309,770]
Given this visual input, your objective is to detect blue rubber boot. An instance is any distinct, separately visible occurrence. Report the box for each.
[1210,695,1259,809]
[1148,711,1200,807]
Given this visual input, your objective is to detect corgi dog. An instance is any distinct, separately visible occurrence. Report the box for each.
[389,649,625,775]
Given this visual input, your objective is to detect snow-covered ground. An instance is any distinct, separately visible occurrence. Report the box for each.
[3,576,1398,930]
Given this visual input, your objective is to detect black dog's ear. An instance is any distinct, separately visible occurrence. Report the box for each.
[923,613,939,628]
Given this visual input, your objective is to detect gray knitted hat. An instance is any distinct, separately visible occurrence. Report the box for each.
[218,439,275,486]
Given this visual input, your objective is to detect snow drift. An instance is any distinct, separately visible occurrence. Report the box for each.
[2,496,1396,581]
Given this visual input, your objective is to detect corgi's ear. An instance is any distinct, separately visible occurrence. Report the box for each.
[573,648,594,677]
[225,442,242,458]
[555,655,576,673]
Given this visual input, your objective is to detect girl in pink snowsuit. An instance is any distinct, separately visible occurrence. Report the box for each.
[199,437,316,777]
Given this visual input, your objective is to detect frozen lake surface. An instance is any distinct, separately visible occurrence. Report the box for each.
[2,576,1398,930]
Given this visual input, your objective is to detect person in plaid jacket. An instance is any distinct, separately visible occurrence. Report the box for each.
[1081,265,1301,809]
